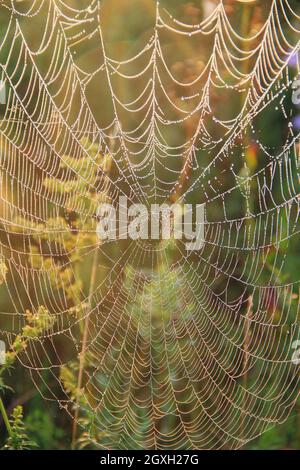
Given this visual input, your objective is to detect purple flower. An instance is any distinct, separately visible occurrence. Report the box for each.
[292,115,300,130]
[288,52,299,68]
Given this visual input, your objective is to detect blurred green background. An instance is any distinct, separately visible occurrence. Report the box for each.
[0,0,299,450]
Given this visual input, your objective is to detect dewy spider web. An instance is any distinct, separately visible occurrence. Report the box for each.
[0,0,300,450]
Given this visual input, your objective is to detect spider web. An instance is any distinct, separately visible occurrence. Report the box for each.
[0,0,300,450]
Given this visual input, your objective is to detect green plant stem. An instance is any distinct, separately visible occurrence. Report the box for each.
[240,3,255,446]
[0,395,12,438]
[71,247,99,449]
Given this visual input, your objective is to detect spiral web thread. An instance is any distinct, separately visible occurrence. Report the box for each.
[0,0,300,449]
